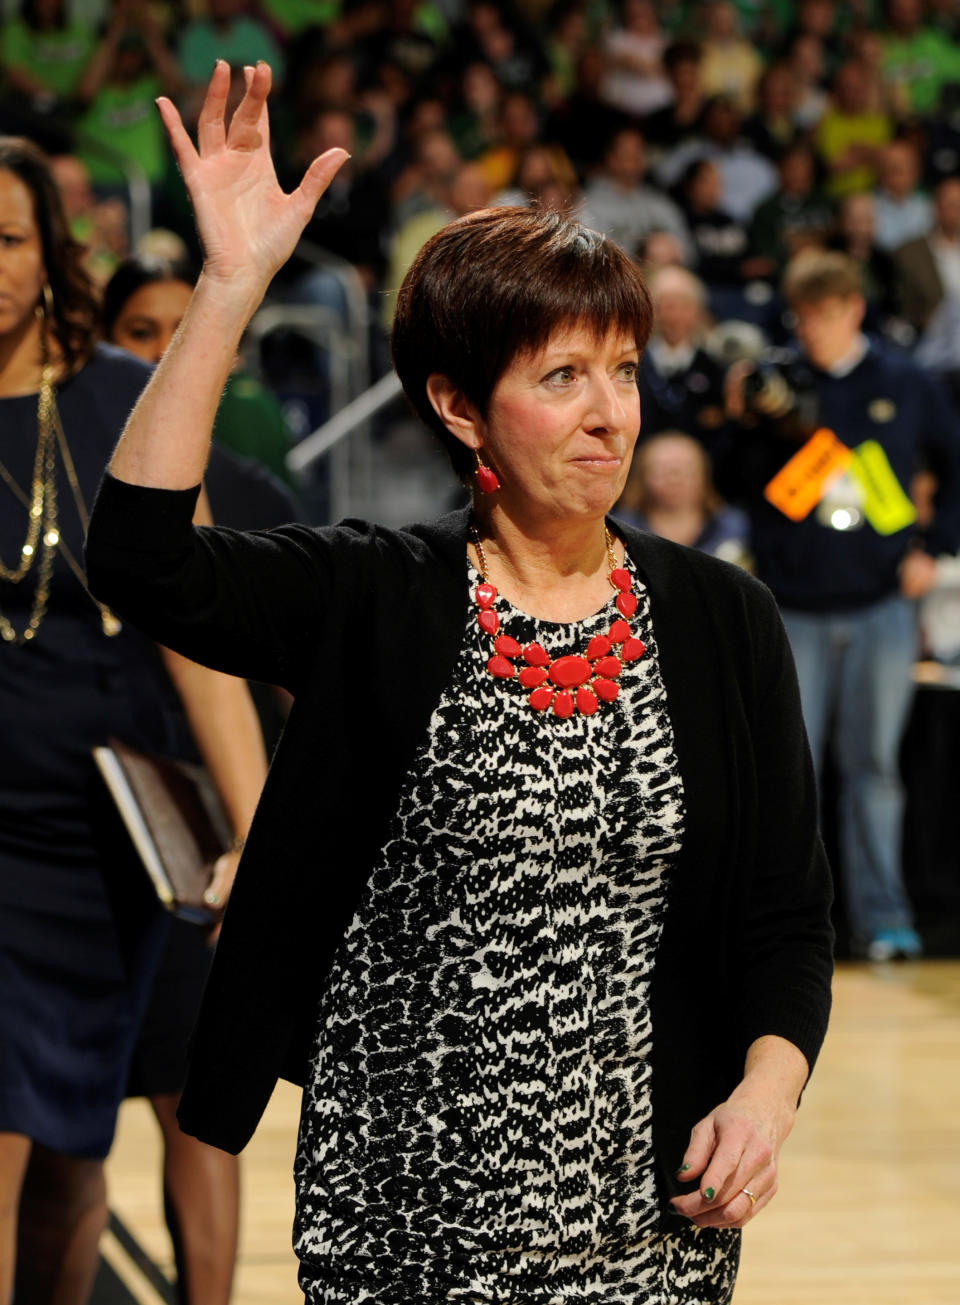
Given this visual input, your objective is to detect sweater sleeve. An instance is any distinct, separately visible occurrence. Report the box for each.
[85,472,366,693]
[733,582,834,1077]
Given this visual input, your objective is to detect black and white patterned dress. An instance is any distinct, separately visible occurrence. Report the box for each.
[294,557,740,1303]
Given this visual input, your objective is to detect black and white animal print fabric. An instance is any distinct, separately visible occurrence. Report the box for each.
[294,556,740,1304]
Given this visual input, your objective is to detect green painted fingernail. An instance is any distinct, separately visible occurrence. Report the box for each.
[677,1163,691,1174]
[704,1187,716,1201]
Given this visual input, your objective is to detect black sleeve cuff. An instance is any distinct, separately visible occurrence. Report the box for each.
[86,472,202,556]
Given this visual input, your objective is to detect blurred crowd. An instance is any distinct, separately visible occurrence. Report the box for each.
[6,0,960,612]
[2,0,960,342]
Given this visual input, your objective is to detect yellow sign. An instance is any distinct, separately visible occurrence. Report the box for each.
[764,428,853,522]
[848,441,917,535]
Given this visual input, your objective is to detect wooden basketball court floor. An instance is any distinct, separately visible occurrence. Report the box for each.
[98,960,960,1304]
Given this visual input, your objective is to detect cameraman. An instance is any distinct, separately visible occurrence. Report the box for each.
[725,250,960,961]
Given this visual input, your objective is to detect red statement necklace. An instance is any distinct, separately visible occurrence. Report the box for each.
[470,524,645,718]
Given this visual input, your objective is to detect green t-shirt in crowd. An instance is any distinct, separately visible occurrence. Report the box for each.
[77,74,167,186]
[258,0,340,38]
[882,28,960,116]
[215,372,296,487]
[1,17,96,98]
[178,16,285,85]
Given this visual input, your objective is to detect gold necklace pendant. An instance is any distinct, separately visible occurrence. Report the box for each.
[0,357,123,646]
[0,364,57,585]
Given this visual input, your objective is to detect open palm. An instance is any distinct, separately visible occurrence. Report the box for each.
[157,61,348,293]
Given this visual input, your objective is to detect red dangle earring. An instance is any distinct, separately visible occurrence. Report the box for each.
[474,451,500,494]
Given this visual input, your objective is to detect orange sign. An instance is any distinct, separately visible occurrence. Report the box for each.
[763,428,853,522]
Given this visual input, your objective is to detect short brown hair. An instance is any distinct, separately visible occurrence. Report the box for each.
[781,249,863,307]
[391,206,654,479]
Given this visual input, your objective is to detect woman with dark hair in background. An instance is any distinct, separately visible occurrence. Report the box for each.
[103,254,298,488]
[87,66,833,1304]
[0,138,267,1305]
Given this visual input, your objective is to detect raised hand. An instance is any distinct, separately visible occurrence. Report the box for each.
[156,61,348,299]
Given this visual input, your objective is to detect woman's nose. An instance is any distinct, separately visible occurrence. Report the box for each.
[586,374,629,429]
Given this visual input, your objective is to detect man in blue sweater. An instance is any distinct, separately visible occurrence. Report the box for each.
[727,250,960,960]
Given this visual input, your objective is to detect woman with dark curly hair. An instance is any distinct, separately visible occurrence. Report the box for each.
[0,137,265,1305]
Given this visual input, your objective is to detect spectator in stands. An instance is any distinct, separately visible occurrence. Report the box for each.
[281,48,401,187]
[656,93,777,223]
[891,175,960,335]
[178,0,285,109]
[542,0,589,107]
[828,191,896,325]
[742,61,802,161]
[637,264,728,452]
[815,59,893,199]
[74,0,183,200]
[725,249,960,960]
[597,0,672,119]
[0,0,96,108]
[492,144,579,212]
[382,161,492,326]
[475,90,575,195]
[279,107,389,294]
[785,31,829,131]
[448,60,501,160]
[845,25,910,120]
[697,1,763,114]
[50,151,129,284]
[545,47,625,178]
[921,79,960,188]
[616,430,751,569]
[359,0,447,87]
[748,141,834,281]
[453,0,546,92]
[674,158,750,288]
[637,228,689,272]
[284,50,357,127]
[580,124,692,259]
[258,0,342,43]
[872,138,933,252]
[641,40,707,157]
[389,127,462,231]
[105,255,297,488]
[475,89,539,190]
[880,0,960,119]
[785,0,845,79]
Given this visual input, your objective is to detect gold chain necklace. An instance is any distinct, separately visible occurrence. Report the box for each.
[0,361,57,586]
[0,361,121,644]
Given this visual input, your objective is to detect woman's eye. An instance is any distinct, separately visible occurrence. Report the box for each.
[547,367,576,385]
[0,233,23,247]
[617,361,639,381]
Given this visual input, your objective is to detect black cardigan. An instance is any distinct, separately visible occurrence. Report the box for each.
[86,474,833,1214]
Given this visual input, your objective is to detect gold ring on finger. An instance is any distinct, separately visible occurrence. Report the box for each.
[741,1188,757,1207]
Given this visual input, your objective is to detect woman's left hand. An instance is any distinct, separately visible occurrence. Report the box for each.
[203,847,241,942]
[669,1034,809,1228]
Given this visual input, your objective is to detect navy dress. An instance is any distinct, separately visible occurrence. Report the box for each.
[0,346,180,1158]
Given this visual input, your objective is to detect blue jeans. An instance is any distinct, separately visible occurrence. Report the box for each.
[781,596,918,938]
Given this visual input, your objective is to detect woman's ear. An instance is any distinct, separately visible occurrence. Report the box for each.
[425,374,483,452]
